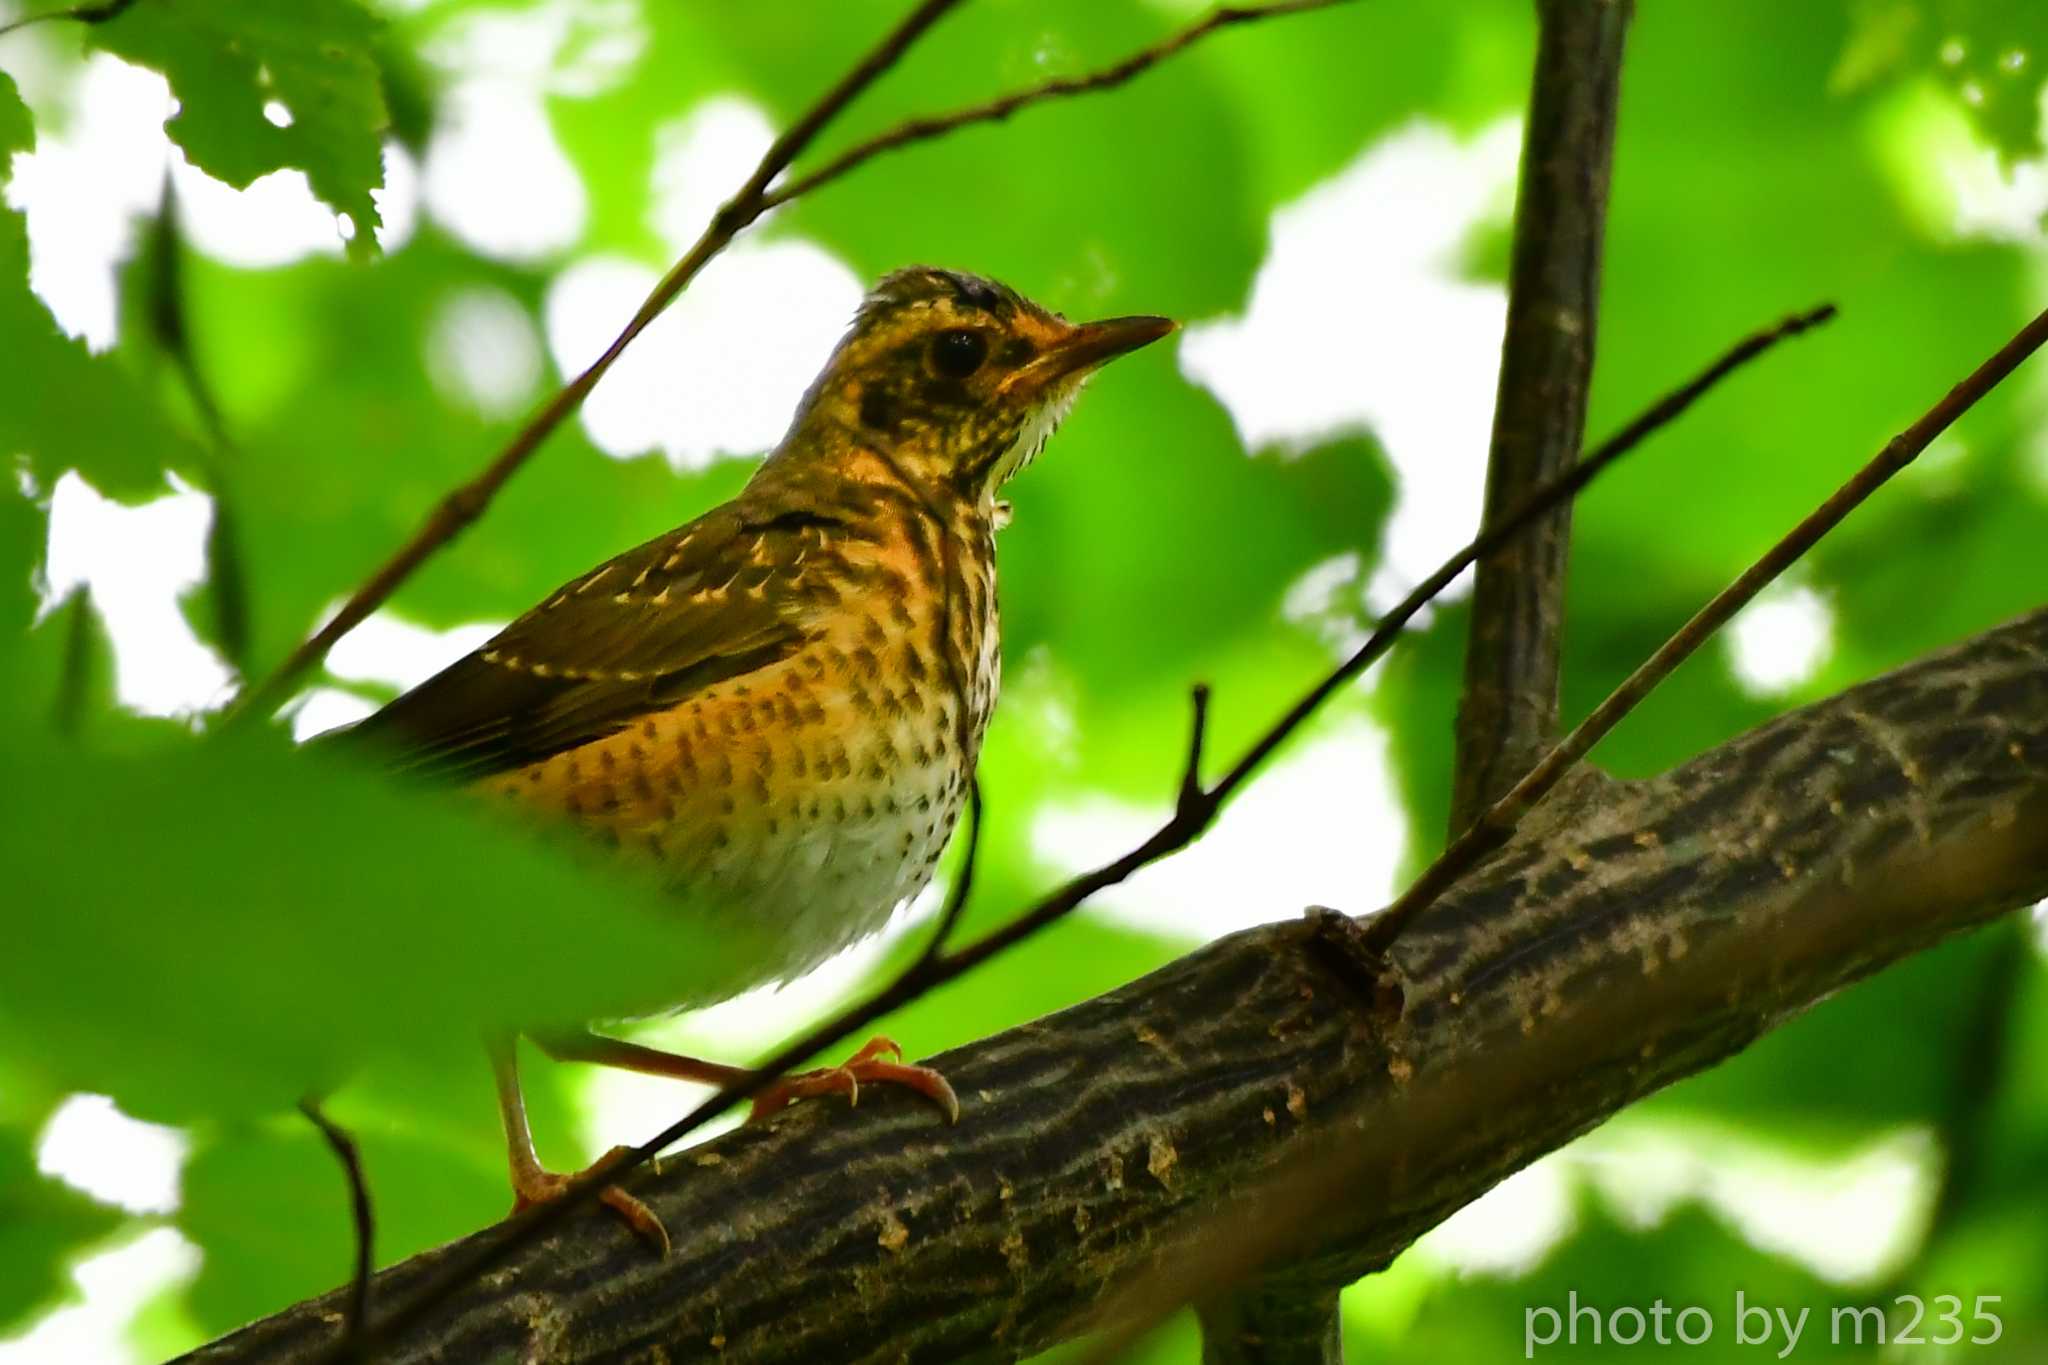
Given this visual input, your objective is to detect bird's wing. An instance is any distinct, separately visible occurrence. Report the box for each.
[334,498,847,783]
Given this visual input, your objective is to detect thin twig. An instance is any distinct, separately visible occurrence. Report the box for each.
[1178,683,1212,815]
[1361,301,2048,957]
[760,0,1355,211]
[297,1100,374,1356]
[1205,302,1837,803]
[224,0,1354,729]
[0,0,133,38]
[332,302,1809,1362]
[222,0,968,727]
[914,777,982,971]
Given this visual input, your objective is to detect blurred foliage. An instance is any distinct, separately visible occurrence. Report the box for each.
[0,0,2045,1359]
[88,0,392,258]
[0,71,198,499]
[1835,0,2048,166]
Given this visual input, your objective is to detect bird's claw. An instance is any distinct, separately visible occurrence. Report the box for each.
[509,1144,670,1256]
[748,1035,961,1125]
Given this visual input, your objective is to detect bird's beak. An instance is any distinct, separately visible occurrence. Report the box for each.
[1007,314,1177,396]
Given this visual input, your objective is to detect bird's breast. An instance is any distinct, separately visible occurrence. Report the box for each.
[479,505,1000,1003]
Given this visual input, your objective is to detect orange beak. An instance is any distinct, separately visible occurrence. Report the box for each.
[1007,314,1176,396]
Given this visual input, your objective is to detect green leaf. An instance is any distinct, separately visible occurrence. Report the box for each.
[1834,1,2048,163]
[89,0,391,259]
[1400,1202,1847,1364]
[0,727,784,1124]
[0,68,31,157]
[1645,931,2014,1140]
[0,264,198,497]
[0,1125,123,1335]
[1931,1,2047,164]
[176,1121,503,1338]
[0,479,41,651]
[0,136,200,498]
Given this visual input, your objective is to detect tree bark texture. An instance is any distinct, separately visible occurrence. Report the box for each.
[182,607,2048,1364]
[1196,1286,1343,1364]
[1453,0,1632,829]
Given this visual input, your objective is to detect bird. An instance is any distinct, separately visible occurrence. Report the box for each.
[330,266,1174,1249]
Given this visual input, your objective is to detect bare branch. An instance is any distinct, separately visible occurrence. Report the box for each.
[759,0,1357,212]
[1204,302,1835,804]
[914,777,982,972]
[1450,0,1632,832]
[1178,682,1212,817]
[297,1100,374,1356]
[1363,300,2048,956]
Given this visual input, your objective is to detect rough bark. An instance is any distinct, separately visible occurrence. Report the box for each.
[1196,1286,1343,1364]
[181,607,2048,1364]
[1452,0,1632,828]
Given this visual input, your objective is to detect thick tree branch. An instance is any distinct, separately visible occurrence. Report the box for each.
[1196,1286,1343,1365]
[179,606,2048,1363]
[1451,0,1632,829]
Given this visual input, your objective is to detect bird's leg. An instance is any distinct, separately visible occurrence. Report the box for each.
[537,1028,958,1125]
[488,1036,668,1255]
[534,1028,751,1086]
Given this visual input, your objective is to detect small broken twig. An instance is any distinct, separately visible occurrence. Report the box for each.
[297,1099,374,1357]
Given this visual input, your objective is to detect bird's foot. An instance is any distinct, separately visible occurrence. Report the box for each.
[508,1144,670,1256]
[748,1036,960,1124]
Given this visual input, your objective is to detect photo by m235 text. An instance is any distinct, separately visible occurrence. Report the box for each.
[1524,1291,2005,1357]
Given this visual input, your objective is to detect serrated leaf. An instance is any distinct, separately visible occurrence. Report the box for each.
[90,0,391,260]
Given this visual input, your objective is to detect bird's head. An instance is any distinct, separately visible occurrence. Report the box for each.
[784,266,1174,509]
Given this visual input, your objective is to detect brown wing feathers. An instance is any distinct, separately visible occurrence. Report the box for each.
[328,501,828,783]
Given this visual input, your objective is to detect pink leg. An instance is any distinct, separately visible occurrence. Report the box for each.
[489,1037,668,1254]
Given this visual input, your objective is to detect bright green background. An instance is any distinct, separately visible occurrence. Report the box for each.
[2,0,2046,1359]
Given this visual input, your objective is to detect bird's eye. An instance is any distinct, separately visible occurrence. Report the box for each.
[929,329,988,379]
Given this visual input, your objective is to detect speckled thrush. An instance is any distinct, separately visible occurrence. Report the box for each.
[338,267,1173,1247]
